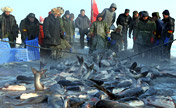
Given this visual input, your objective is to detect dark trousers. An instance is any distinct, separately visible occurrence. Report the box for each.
[162,42,172,60]
[79,29,88,49]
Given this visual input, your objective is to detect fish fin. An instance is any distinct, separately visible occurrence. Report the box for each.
[41,69,48,76]
[130,62,137,70]
[40,61,47,70]
[141,71,149,77]
[89,64,94,71]
[99,56,103,68]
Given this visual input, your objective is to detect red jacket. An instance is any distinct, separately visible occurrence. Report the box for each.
[39,24,44,45]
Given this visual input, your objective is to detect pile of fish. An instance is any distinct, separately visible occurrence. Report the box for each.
[0,50,176,108]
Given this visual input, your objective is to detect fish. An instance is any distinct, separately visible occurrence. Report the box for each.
[31,67,48,91]
[64,97,85,108]
[48,94,64,108]
[15,95,48,106]
[95,100,135,108]
[82,63,94,80]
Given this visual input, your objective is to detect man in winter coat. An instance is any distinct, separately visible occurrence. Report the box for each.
[152,12,163,60]
[88,13,110,54]
[129,11,139,52]
[75,9,90,49]
[161,10,175,61]
[101,3,117,28]
[109,25,123,52]
[39,16,44,46]
[20,13,39,44]
[0,7,18,48]
[135,11,156,60]
[116,9,132,51]
[62,10,73,45]
[69,13,75,45]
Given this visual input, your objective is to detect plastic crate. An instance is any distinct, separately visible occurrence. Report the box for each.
[26,38,40,61]
[0,48,29,64]
[0,38,10,48]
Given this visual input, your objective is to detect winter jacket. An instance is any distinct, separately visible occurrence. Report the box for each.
[161,17,175,41]
[101,8,116,28]
[116,14,132,30]
[155,19,163,40]
[39,24,44,45]
[20,16,39,42]
[111,31,122,40]
[90,20,110,39]
[129,17,139,37]
[75,14,90,34]
[135,19,156,46]
[43,14,61,46]
[0,13,18,41]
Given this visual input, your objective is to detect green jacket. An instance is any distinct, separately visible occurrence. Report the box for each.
[58,17,65,33]
[0,13,18,41]
[135,19,156,46]
[90,21,110,39]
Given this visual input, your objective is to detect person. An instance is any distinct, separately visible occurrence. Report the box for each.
[88,13,110,54]
[116,9,132,50]
[69,13,75,45]
[39,16,44,46]
[129,11,139,52]
[135,11,156,60]
[161,10,175,61]
[75,9,90,49]
[109,25,123,52]
[62,10,73,45]
[20,13,39,44]
[101,3,117,28]
[152,12,163,60]
[0,7,18,48]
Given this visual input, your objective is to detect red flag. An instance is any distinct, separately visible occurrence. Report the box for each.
[91,0,99,23]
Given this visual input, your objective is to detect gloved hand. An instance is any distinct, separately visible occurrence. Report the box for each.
[86,37,90,41]
[24,37,28,44]
[150,37,154,43]
[107,37,111,41]
[164,37,170,45]
[155,40,160,46]
[111,40,116,45]
[70,48,72,52]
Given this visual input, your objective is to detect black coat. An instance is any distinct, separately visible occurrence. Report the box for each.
[161,17,175,40]
[0,13,18,41]
[43,14,61,46]
[20,17,39,42]
[116,14,132,30]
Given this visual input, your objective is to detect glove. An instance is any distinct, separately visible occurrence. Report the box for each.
[150,37,154,43]
[111,40,116,45]
[24,37,28,44]
[70,48,72,52]
[107,37,111,41]
[73,35,75,39]
[133,37,136,41]
[155,40,160,46]
[164,37,170,45]
[86,37,90,41]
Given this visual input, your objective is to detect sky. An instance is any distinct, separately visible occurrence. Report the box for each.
[1,0,176,25]
[1,0,176,56]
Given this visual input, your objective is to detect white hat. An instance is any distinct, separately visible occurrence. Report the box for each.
[1,7,13,12]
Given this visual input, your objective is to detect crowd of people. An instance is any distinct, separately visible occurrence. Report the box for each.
[0,3,175,61]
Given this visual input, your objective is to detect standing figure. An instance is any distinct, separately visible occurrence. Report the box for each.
[88,14,110,54]
[69,13,75,45]
[0,7,18,48]
[116,9,132,50]
[101,3,117,28]
[75,9,90,49]
[135,11,156,60]
[161,10,175,61]
[20,13,39,44]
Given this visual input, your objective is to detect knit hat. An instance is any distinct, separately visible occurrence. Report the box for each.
[152,12,160,18]
[70,13,74,19]
[27,13,35,18]
[65,10,70,15]
[1,7,13,12]
[125,9,130,13]
[133,11,138,15]
[97,13,103,18]
[142,11,149,17]
[162,10,170,16]
[39,16,44,23]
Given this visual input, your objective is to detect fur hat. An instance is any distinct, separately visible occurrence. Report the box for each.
[1,7,13,12]
[57,7,64,15]
[152,12,160,18]
[51,8,60,15]
[162,10,170,16]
